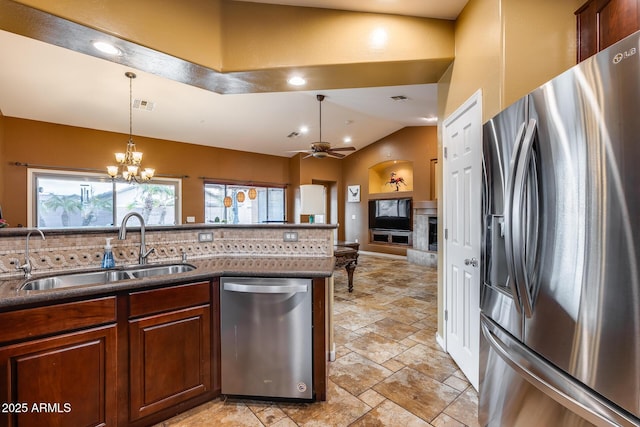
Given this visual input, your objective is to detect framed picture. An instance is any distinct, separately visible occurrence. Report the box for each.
[347,185,361,202]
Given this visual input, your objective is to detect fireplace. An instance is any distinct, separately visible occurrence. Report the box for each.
[407,200,437,267]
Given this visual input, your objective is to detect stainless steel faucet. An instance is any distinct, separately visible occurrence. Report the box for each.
[118,212,155,265]
[17,228,45,278]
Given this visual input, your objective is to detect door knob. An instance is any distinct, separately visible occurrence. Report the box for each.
[464,257,479,267]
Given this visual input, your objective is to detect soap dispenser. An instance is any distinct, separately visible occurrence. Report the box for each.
[101,237,115,269]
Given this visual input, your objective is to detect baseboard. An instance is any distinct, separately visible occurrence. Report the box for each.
[358,250,407,260]
[329,342,336,361]
[435,332,446,352]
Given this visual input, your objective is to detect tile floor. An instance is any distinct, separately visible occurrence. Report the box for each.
[156,254,480,427]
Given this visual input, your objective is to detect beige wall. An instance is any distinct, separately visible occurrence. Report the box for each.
[440,0,584,122]
[221,2,454,71]
[440,0,502,123]
[502,0,581,108]
[2,118,291,228]
[342,126,438,256]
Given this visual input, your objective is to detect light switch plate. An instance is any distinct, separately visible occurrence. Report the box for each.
[198,232,213,242]
[283,231,298,242]
[186,216,196,223]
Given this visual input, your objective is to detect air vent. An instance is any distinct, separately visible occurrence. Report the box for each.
[287,131,300,138]
[132,99,155,111]
[390,95,408,101]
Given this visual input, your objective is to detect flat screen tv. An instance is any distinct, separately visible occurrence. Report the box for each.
[368,198,412,231]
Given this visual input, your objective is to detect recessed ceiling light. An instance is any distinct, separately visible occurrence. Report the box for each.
[299,125,309,134]
[370,27,388,49]
[92,40,122,56]
[343,136,352,144]
[422,116,438,123]
[288,76,306,86]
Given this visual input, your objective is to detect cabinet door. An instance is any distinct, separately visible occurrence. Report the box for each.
[577,0,599,61]
[577,0,640,61]
[0,325,117,427]
[599,0,640,50]
[129,305,211,421]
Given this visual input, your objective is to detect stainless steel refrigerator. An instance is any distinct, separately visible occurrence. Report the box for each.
[480,31,640,426]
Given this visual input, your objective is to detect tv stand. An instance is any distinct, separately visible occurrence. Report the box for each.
[369,229,413,246]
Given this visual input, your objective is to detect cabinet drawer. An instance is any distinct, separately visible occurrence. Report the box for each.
[129,281,210,318]
[0,297,117,344]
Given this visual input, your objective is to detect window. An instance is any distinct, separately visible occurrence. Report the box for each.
[204,183,285,224]
[29,169,181,228]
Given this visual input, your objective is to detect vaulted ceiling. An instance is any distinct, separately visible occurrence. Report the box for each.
[0,0,469,157]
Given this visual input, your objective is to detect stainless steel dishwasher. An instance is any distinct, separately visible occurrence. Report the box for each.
[220,277,313,400]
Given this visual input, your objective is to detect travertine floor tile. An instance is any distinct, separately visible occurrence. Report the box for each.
[394,343,459,382]
[281,381,371,426]
[442,387,480,427]
[373,367,460,422]
[358,317,420,341]
[350,399,433,427]
[329,351,393,396]
[357,389,386,408]
[345,331,409,364]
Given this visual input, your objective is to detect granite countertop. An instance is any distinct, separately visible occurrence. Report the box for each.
[0,256,335,310]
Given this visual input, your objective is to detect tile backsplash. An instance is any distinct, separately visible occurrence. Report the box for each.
[0,226,335,278]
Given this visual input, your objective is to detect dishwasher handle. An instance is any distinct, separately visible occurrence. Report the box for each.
[223,282,308,294]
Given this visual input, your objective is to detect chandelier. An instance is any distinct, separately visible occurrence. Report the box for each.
[107,72,155,183]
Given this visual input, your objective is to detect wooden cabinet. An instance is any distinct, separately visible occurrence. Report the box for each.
[0,274,319,425]
[0,297,117,427]
[577,0,640,61]
[128,281,213,422]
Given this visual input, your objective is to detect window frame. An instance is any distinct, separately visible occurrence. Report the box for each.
[27,168,182,228]
[204,181,287,224]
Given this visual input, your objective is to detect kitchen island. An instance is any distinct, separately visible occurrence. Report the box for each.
[0,224,335,427]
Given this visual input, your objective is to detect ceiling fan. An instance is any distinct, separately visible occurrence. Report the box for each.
[290,94,356,159]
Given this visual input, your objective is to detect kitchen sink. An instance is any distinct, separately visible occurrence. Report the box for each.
[20,270,134,291]
[125,264,196,278]
[19,263,197,291]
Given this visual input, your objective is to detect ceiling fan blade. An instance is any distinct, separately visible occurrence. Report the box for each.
[302,153,314,159]
[287,149,314,153]
[328,146,356,152]
[326,152,346,159]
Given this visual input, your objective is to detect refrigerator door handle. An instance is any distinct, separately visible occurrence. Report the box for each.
[481,315,640,427]
[223,282,309,294]
[503,122,527,313]
[511,119,539,317]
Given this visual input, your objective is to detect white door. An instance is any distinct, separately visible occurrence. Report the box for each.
[443,91,482,391]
